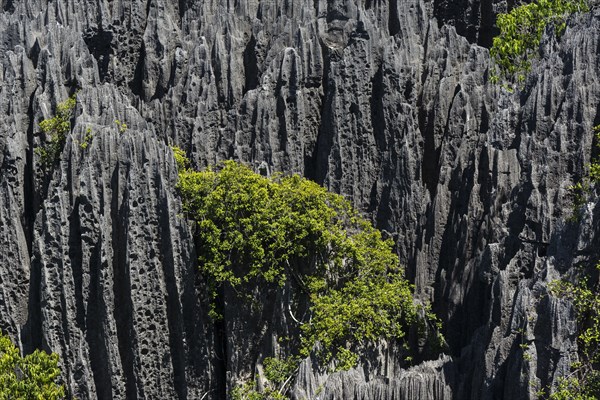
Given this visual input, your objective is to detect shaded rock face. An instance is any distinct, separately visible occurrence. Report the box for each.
[1,0,599,399]
[432,0,526,47]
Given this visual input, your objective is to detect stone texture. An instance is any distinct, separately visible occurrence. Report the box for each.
[0,0,599,399]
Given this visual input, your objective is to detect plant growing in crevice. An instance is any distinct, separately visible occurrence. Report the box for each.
[114,119,127,133]
[79,127,94,150]
[173,150,443,398]
[36,94,76,171]
[490,0,588,85]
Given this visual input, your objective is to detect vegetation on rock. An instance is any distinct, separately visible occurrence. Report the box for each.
[549,267,600,399]
[36,94,76,171]
[490,0,588,84]
[569,125,600,220]
[114,119,127,133]
[79,127,94,150]
[231,356,298,400]
[546,126,600,398]
[173,149,442,398]
[0,332,65,399]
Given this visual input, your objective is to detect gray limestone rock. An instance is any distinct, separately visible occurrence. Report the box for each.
[0,0,599,399]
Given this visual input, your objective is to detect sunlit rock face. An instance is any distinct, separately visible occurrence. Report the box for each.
[0,0,598,398]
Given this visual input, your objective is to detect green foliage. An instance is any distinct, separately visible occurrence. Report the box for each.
[490,0,588,84]
[569,125,600,220]
[549,264,600,399]
[569,180,592,222]
[549,374,600,400]
[301,269,417,369]
[519,341,533,362]
[0,332,65,399]
[550,126,600,398]
[171,146,190,171]
[589,125,600,183]
[36,95,77,171]
[263,357,297,386]
[231,357,298,400]
[175,156,443,397]
[114,119,127,133]
[231,381,276,400]
[80,127,94,150]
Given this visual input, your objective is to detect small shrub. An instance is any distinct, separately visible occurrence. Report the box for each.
[114,119,127,133]
[80,127,94,150]
[36,95,77,171]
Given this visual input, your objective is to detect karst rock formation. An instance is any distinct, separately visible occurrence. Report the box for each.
[1,0,599,398]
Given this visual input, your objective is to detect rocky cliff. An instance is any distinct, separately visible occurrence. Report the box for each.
[0,0,599,398]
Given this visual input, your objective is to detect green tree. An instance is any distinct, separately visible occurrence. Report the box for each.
[0,332,65,399]
[490,0,588,85]
[174,153,443,398]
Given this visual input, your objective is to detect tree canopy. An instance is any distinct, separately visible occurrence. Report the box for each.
[174,152,442,397]
[490,0,588,84]
[0,332,65,400]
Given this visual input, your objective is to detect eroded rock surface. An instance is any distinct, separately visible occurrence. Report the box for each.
[1,0,599,398]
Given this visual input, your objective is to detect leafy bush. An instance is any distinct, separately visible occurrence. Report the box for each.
[231,380,272,400]
[0,332,65,399]
[174,154,443,396]
[301,266,418,369]
[490,0,588,84]
[36,95,76,170]
[262,357,297,386]
[231,357,298,400]
[549,267,600,399]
